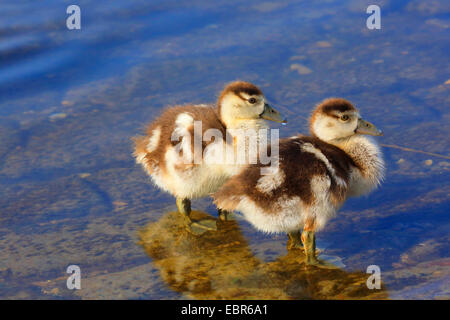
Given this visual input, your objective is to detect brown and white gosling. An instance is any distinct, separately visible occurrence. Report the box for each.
[213,98,384,265]
[133,81,285,228]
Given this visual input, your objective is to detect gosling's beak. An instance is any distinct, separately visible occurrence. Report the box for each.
[259,103,287,124]
[355,118,383,136]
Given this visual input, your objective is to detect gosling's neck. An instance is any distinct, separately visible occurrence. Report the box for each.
[221,114,269,144]
[222,117,269,131]
[329,134,385,185]
[221,118,269,167]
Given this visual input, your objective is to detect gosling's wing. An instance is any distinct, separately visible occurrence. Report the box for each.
[213,136,354,211]
[133,104,226,173]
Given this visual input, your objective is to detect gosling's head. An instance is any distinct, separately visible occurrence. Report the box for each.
[310,98,383,142]
[218,81,286,128]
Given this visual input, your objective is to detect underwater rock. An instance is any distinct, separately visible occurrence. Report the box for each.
[315,41,332,48]
[49,113,67,121]
[290,63,312,75]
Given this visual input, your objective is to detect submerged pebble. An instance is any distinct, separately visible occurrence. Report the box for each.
[290,63,312,75]
[61,100,74,106]
[49,113,67,121]
[315,41,332,48]
[78,173,91,178]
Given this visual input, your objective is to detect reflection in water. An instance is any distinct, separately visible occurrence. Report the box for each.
[139,210,388,299]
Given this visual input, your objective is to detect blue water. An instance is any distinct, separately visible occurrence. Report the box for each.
[0,0,449,299]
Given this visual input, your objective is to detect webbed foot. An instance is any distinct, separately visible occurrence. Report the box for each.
[304,257,339,269]
[300,230,338,268]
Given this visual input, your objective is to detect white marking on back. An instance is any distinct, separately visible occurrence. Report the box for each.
[301,142,346,187]
[146,126,161,153]
[172,113,194,163]
[175,112,194,128]
[256,168,285,194]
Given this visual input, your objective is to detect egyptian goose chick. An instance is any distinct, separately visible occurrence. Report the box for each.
[213,98,384,265]
[133,81,285,228]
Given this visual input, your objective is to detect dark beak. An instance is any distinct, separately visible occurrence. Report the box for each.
[355,118,383,136]
[259,103,287,124]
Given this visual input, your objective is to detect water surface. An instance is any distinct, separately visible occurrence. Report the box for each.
[0,0,449,299]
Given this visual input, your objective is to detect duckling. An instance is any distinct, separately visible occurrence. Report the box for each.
[213,98,384,265]
[133,81,285,230]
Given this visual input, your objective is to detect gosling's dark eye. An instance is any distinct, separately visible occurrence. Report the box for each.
[248,98,257,104]
[341,115,349,121]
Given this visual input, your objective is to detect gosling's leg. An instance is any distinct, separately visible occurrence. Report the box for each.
[301,230,319,265]
[218,208,232,221]
[176,197,191,221]
[287,231,303,250]
[177,197,217,235]
[301,218,319,265]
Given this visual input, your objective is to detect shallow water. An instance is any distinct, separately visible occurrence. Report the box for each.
[0,0,449,299]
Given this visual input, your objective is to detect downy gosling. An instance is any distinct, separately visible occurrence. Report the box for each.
[134,81,285,229]
[213,98,384,265]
